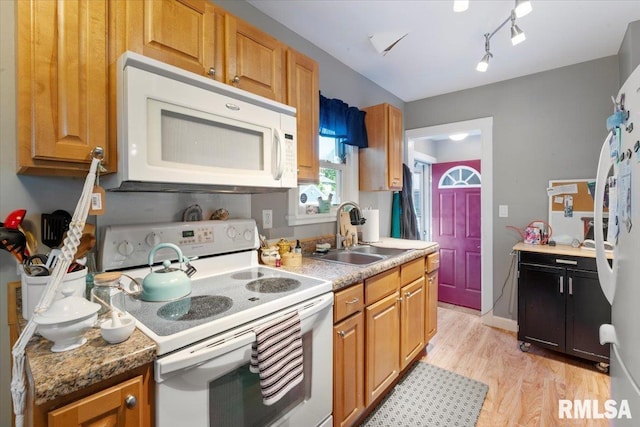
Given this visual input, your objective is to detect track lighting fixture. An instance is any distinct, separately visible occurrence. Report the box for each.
[475,1,531,72]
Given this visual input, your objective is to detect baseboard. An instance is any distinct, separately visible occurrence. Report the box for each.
[481,310,518,332]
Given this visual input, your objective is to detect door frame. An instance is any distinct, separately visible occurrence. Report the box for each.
[406,117,508,329]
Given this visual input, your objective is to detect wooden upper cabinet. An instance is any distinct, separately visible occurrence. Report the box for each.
[359,103,404,191]
[287,48,319,183]
[127,0,218,79]
[224,14,285,102]
[17,0,118,176]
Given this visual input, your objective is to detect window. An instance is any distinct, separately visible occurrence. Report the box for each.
[438,165,481,188]
[287,136,358,226]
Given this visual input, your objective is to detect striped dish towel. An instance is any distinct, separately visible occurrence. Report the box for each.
[250,311,304,406]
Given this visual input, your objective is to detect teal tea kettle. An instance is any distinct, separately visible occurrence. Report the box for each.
[141,243,195,302]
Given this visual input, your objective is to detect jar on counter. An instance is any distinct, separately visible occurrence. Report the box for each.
[91,272,125,315]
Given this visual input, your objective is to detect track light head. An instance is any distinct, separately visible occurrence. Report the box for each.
[453,0,469,12]
[476,52,492,72]
[510,21,526,45]
[514,0,532,18]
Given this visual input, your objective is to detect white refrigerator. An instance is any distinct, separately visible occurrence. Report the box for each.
[595,63,640,424]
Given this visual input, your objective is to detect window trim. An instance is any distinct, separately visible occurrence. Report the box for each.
[286,145,359,226]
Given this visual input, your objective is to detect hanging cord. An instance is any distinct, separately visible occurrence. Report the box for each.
[10,148,103,427]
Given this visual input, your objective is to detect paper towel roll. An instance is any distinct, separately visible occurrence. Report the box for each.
[362,209,380,243]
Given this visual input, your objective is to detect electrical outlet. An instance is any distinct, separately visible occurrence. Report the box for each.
[262,209,273,229]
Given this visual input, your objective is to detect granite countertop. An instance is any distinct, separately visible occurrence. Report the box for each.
[24,241,438,406]
[23,318,156,406]
[282,244,439,290]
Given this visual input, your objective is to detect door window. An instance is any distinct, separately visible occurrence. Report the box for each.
[438,166,481,188]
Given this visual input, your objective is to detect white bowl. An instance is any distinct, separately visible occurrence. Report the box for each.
[36,313,98,352]
[100,314,136,344]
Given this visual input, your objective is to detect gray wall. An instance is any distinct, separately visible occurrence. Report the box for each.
[619,20,640,85]
[405,56,620,319]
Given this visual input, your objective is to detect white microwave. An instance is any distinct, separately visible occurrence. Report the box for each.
[107,52,297,193]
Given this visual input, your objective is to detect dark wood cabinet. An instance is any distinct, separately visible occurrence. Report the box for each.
[517,251,611,364]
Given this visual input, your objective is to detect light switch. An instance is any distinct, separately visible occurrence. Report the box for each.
[499,205,509,218]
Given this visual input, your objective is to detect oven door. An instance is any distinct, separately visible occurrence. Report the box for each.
[154,293,333,427]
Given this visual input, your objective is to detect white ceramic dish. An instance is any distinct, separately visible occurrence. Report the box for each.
[33,290,101,352]
[100,314,136,344]
[36,313,98,352]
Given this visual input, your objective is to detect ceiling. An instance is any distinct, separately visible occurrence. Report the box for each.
[248,0,640,102]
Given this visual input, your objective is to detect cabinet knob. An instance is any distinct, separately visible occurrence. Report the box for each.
[207,67,216,77]
[232,75,241,85]
[397,297,403,302]
[125,394,138,409]
[405,291,413,298]
[337,331,346,338]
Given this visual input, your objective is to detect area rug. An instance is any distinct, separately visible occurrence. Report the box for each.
[361,362,488,427]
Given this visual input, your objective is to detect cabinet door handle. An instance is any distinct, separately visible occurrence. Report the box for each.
[125,394,138,409]
[232,75,241,85]
[207,67,216,77]
[559,276,564,294]
[345,297,359,304]
[569,277,573,295]
[337,331,346,338]
[397,297,403,302]
[555,259,578,265]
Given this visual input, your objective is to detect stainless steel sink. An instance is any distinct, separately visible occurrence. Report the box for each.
[350,245,407,257]
[316,251,385,266]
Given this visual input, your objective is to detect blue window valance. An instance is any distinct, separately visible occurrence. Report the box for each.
[319,94,368,148]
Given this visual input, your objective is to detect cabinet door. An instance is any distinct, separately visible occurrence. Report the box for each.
[127,0,217,79]
[387,104,403,189]
[48,376,144,427]
[224,14,285,102]
[287,48,319,183]
[566,269,611,362]
[365,292,400,406]
[333,312,365,427]
[518,263,566,351]
[400,278,426,370]
[17,0,116,175]
[425,270,438,342]
[359,103,403,191]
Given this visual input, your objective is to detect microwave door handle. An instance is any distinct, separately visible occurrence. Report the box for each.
[273,128,285,180]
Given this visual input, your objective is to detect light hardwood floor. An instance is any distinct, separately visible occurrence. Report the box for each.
[421,305,610,427]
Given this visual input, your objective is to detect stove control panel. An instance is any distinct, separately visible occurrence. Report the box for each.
[100,219,258,271]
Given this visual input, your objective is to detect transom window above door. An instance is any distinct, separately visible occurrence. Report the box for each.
[438,165,481,188]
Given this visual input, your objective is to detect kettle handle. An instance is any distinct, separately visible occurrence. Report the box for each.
[148,243,184,268]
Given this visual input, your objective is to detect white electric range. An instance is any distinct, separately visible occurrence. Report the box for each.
[100,219,333,427]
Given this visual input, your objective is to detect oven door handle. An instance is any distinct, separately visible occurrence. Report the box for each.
[156,293,333,378]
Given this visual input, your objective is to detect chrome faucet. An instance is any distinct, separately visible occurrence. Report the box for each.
[336,201,364,250]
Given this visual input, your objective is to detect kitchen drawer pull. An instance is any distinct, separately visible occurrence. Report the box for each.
[125,395,138,409]
[559,276,564,294]
[555,259,578,265]
[345,298,360,304]
[569,277,573,295]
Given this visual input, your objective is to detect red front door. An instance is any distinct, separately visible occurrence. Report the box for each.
[432,160,482,310]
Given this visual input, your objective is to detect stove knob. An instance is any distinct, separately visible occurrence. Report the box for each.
[243,229,253,241]
[117,241,135,256]
[145,232,160,247]
[226,226,237,239]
